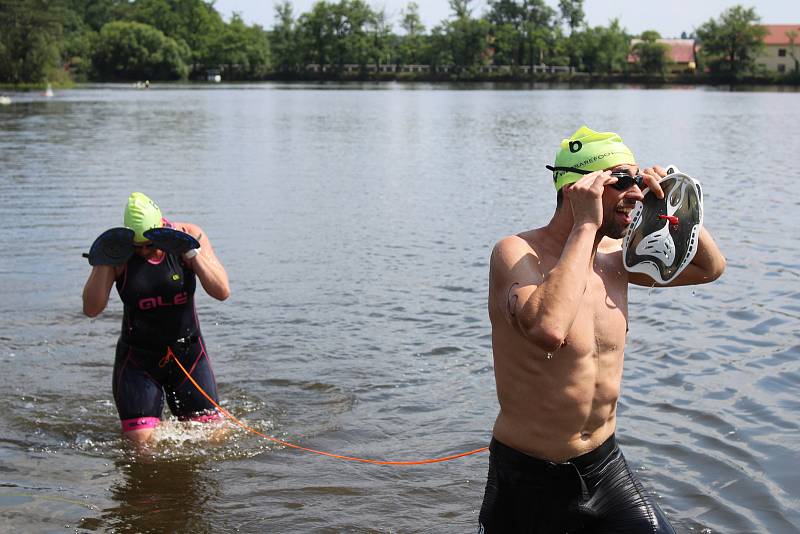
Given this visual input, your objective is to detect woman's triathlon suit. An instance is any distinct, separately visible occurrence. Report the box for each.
[113,226,219,432]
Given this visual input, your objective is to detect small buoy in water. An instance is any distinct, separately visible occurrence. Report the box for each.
[0,95,11,105]
[44,83,54,97]
[213,74,222,83]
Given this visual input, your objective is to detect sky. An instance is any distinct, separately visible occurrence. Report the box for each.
[212,0,800,39]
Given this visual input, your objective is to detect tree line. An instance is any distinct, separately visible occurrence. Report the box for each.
[0,0,270,83]
[0,0,789,85]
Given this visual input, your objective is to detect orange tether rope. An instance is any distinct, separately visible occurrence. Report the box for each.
[167,348,489,465]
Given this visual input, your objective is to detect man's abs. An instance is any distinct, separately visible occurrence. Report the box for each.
[490,326,625,461]
[493,406,618,462]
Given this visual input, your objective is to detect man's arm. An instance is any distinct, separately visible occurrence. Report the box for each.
[491,171,615,352]
[492,226,596,352]
[177,222,230,301]
[629,226,725,287]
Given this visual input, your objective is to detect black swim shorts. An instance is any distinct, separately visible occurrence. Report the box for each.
[478,434,676,533]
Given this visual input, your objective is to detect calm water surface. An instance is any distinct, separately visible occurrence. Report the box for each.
[0,83,798,533]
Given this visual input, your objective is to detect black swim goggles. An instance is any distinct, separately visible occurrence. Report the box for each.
[546,165,646,191]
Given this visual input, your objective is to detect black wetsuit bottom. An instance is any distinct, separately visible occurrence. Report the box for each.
[113,335,219,427]
[478,435,676,534]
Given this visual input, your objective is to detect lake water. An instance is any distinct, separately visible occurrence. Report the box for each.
[0,83,798,533]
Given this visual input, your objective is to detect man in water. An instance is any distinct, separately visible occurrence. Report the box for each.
[479,126,725,532]
[83,192,230,443]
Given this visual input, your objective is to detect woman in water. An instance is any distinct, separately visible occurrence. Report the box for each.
[82,192,230,443]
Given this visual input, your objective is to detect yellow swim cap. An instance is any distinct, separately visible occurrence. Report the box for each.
[123,192,163,243]
[551,126,636,191]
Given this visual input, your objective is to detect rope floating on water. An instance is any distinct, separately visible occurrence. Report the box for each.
[167,348,489,465]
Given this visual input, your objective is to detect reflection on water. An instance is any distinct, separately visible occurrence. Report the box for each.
[97,457,218,533]
[0,83,798,532]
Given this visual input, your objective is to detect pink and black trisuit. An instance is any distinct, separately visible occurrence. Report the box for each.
[113,250,219,432]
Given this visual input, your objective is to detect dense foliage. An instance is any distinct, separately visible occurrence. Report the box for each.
[1,0,272,83]
[0,0,64,84]
[0,0,785,84]
[91,21,190,80]
[695,6,767,78]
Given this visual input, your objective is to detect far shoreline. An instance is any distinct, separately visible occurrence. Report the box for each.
[3,75,799,93]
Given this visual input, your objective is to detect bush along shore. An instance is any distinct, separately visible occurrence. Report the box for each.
[1,0,797,87]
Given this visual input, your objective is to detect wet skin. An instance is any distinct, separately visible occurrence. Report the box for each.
[488,164,724,461]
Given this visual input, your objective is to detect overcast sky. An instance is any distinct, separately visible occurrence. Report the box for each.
[213,0,799,39]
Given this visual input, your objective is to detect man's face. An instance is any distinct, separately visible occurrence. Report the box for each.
[601,164,644,239]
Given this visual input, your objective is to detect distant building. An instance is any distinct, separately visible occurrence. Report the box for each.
[757,25,800,73]
[628,39,697,73]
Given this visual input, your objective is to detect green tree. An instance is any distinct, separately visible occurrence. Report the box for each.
[449,0,472,20]
[369,7,393,67]
[270,1,300,73]
[401,2,425,36]
[208,14,271,79]
[427,24,454,69]
[444,0,492,70]
[519,0,556,67]
[296,0,381,73]
[129,0,225,73]
[61,8,96,80]
[486,0,556,67]
[296,1,333,68]
[92,20,190,80]
[0,0,64,84]
[490,21,522,66]
[597,20,630,73]
[65,0,132,32]
[331,0,375,70]
[558,0,584,33]
[695,5,767,78]
[631,30,672,75]
[567,19,629,73]
[486,0,526,66]
[398,2,426,65]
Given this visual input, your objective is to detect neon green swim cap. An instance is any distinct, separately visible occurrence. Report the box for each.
[551,126,636,191]
[123,192,163,243]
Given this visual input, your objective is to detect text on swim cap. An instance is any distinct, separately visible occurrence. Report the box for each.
[574,152,614,169]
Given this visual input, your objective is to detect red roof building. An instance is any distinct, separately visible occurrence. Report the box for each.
[762,24,800,45]
[757,25,800,73]
[628,39,697,73]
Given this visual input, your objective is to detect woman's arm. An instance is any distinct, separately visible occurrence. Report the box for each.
[177,222,230,301]
[82,265,117,317]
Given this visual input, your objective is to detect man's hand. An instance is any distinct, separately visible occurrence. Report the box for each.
[641,165,668,199]
[563,170,617,228]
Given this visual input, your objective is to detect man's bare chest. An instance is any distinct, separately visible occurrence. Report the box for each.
[564,270,628,354]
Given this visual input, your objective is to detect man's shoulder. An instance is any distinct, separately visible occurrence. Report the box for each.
[491,231,548,278]
[493,230,544,259]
